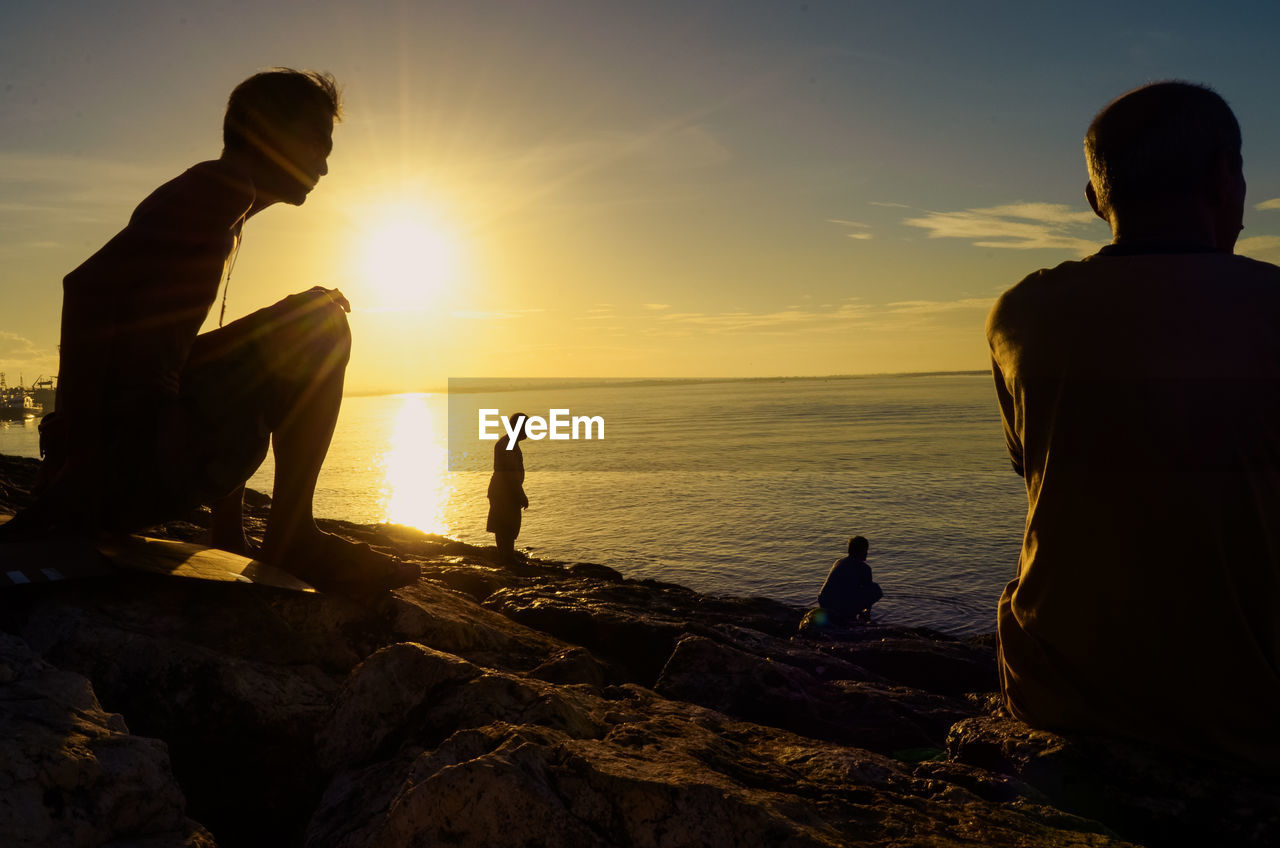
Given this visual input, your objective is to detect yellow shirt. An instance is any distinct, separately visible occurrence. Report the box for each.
[987,247,1280,774]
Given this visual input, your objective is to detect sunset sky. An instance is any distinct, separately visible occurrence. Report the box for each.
[5,1,1280,394]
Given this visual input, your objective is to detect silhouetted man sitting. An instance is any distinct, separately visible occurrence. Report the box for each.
[987,81,1280,773]
[817,535,882,624]
[0,68,417,592]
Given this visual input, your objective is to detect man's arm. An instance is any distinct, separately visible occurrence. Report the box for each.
[991,357,1024,477]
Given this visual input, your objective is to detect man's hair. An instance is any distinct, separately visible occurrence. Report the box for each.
[223,68,342,154]
[1084,81,1241,218]
[848,536,869,557]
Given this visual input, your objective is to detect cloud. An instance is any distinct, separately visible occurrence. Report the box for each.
[1236,235,1280,261]
[884,298,995,315]
[450,309,545,320]
[642,303,670,310]
[630,295,996,339]
[828,219,874,240]
[0,331,58,378]
[869,201,911,209]
[650,302,869,336]
[1255,198,1280,211]
[902,202,1105,253]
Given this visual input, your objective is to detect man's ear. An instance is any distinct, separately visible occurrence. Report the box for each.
[1085,181,1107,221]
[1208,151,1245,208]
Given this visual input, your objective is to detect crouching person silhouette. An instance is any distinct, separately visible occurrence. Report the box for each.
[0,68,417,593]
[817,535,883,625]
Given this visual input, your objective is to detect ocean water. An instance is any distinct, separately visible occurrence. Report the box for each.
[0,373,1026,635]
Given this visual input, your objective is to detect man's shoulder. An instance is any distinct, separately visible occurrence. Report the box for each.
[989,250,1280,338]
[986,257,1093,337]
[131,160,254,227]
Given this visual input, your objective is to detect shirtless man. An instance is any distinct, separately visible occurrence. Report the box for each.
[988,81,1280,773]
[2,69,416,592]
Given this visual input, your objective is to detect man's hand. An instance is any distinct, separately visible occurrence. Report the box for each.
[309,286,351,313]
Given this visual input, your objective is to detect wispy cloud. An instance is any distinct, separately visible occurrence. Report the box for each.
[451,309,545,320]
[828,218,873,240]
[885,298,995,314]
[902,202,1104,253]
[1255,198,1280,211]
[1236,235,1280,261]
[640,296,994,338]
[0,331,58,378]
[642,301,873,337]
[642,303,670,310]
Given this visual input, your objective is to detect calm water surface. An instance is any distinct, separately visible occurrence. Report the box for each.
[0,374,1025,635]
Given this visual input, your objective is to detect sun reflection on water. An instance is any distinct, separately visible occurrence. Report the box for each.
[378,393,453,534]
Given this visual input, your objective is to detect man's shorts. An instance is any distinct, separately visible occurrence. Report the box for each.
[486,500,522,537]
[102,289,349,529]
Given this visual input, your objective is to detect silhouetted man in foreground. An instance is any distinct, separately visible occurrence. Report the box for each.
[987,81,1280,773]
[0,69,416,592]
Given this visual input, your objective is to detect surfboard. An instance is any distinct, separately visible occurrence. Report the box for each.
[0,514,315,592]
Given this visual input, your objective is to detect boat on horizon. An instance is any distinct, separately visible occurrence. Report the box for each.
[0,374,47,421]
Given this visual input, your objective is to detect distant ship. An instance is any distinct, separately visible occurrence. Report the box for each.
[0,373,47,421]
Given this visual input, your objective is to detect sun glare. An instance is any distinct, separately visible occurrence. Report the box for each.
[379,393,453,532]
[357,202,462,311]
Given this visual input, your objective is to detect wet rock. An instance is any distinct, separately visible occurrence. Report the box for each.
[0,632,211,848]
[560,561,621,581]
[948,715,1280,848]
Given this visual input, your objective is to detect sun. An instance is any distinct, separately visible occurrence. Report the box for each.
[356,202,461,311]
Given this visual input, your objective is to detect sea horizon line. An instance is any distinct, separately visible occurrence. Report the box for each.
[344,369,991,398]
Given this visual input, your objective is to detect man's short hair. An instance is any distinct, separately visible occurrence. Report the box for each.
[223,68,342,155]
[848,536,869,557]
[1084,81,1241,218]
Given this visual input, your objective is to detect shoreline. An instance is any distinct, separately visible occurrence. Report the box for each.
[1,451,1274,846]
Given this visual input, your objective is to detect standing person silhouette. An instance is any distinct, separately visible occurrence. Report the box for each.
[0,68,417,593]
[988,81,1280,773]
[487,412,529,563]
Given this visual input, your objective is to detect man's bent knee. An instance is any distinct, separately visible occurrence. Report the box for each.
[260,288,352,383]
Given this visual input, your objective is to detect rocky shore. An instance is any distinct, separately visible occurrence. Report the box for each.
[1,452,1277,847]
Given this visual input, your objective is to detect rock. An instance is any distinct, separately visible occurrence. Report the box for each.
[482,577,809,686]
[803,632,999,695]
[309,648,1135,848]
[0,632,211,848]
[655,633,974,754]
[528,645,610,688]
[2,452,1274,847]
[484,579,693,684]
[0,453,39,515]
[568,561,624,581]
[948,715,1280,848]
[0,571,578,846]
